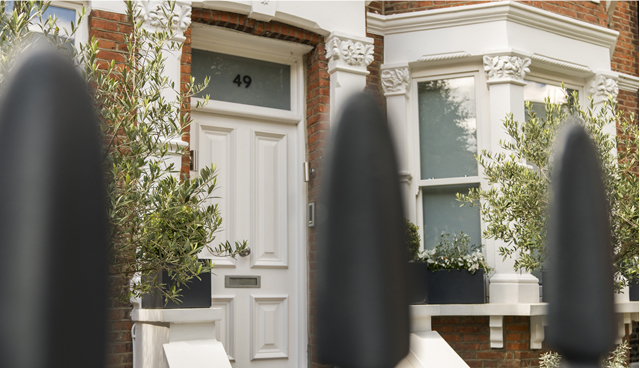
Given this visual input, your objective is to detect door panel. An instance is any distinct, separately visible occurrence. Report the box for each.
[253,131,288,268]
[195,112,300,368]
[199,125,236,267]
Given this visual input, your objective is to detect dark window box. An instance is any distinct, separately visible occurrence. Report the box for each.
[630,278,638,302]
[408,262,430,304]
[426,269,485,304]
[141,268,211,309]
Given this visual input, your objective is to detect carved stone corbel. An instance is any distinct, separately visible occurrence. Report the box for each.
[483,55,531,84]
[326,35,374,74]
[589,74,619,102]
[133,0,191,35]
[381,67,410,96]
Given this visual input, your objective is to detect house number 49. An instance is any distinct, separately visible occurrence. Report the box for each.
[233,74,252,88]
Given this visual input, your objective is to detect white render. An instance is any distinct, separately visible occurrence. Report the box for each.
[132,308,231,368]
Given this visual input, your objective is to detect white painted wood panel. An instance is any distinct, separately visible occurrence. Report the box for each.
[252,131,288,268]
[198,126,237,266]
[212,297,235,361]
[193,112,302,368]
[251,296,288,360]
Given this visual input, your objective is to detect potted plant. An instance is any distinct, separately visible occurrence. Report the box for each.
[406,219,429,304]
[419,232,491,304]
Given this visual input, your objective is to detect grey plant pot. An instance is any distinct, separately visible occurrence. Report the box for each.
[426,269,486,304]
[141,268,212,309]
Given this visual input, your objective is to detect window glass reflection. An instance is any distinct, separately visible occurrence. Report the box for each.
[418,77,478,179]
[524,81,577,118]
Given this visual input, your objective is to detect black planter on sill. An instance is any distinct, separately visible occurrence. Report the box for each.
[141,267,212,309]
[426,269,485,304]
[408,262,429,304]
[630,278,639,302]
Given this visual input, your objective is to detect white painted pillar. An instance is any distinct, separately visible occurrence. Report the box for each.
[586,72,632,300]
[326,32,373,125]
[483,53,539,304]
[588,72,620,140]
[382,64,414,220]
[134,0,192,176]
[132,308,230,368]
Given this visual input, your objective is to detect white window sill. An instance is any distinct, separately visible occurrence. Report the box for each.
[410,301,639,349]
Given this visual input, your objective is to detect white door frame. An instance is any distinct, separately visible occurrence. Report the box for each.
[190,24,312,368]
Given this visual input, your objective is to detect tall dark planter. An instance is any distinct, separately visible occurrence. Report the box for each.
[408,263,429,304]
[630,278,638,302]
[141,267,212,309]
[427,269,485,304]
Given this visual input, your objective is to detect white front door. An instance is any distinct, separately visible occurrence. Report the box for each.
[194,112,304,368]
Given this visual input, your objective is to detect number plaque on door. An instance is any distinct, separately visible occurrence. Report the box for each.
[225,275,261,288]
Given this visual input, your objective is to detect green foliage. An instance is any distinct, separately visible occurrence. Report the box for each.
[539,351,561,368]
[0,1,247,304]
[458,91,638,289]
[0,1,84,86]
[405,219,422,262]
[418,232,491,274]
[539,342,630,368]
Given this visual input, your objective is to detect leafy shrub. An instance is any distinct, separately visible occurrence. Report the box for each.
[406,219,421,262]
[459,92,638,289]
[418,232,491,274]
[539,342,630,368]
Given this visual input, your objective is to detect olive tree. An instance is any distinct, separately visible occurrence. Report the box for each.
[459,93,638,289]
[0,1,246,303]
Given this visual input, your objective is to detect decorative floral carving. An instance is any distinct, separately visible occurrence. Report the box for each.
[483,55,531,81]
[326,37,374,69]
[172,4,191,31]
[134,0,162,27]
[589,74,619,100]
[133,0,191,32]
[381,68,410,94]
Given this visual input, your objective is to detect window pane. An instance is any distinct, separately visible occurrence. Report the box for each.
[524,81,577,117]
[422,184,481,250]
[192,49,291,110]
[44,5,76,34]
[5,3,75,47]
[418,77,477,179]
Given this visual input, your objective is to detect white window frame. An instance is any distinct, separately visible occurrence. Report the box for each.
[410,67,487,251]
[22,1,89,50]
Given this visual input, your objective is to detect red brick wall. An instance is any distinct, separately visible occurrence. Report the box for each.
[180,26,193,178]
[433,316,635,367]
[191,9,321,44]
[306,38,331,368]
[89,10,135,368]
[365,1,387,115]
[433,316,544,368]
[107,296,133,367]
